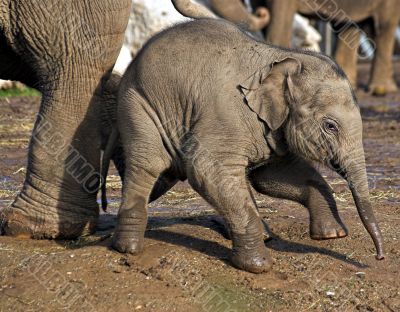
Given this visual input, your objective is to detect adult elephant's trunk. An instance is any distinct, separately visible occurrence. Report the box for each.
[335,145,385,260]
[171,0,216,19]
[209,0,270,32]
[171,0,269,32]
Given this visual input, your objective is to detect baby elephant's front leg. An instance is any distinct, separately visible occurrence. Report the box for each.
[230,208,272,273]
[249,155,348,240]
[188,163,272,273]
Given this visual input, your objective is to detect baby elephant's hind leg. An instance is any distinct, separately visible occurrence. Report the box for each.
[113,160,170,254]
[112,95,171,254]
[249,155,348,240]
[113,168,161,254]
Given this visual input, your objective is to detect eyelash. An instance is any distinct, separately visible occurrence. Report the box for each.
[323,120,338,133]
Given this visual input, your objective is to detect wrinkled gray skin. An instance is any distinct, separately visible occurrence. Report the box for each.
[0,0,131,238]
[254,0,400,94]
[113,18,385,273]
[100,74,125,181]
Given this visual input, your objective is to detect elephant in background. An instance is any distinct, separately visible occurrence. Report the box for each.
[251,0,400,95]
[109,8,384,272]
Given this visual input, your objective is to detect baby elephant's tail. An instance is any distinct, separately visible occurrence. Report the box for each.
[171,0,217,19]
[101,128,120,211]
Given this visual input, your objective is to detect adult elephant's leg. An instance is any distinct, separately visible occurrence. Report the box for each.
[248,155,348,240]
[187,156,271,273]
[264,0,296,46]
[1,0,131,238]
[335,27,360,88]
[4,79,104,238]
[368,16,399,94]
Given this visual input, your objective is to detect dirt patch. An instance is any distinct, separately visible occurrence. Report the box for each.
[0,63,399,311]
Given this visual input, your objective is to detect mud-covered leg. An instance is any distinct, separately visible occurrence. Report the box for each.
[249,155,348,240]
[188,158,271,273]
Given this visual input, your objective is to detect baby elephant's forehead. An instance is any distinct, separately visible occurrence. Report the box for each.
[312,80,356,108]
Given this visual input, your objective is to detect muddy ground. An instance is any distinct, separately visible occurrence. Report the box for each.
[0,63,399,312]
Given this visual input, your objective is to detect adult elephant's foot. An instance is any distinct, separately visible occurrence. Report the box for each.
[231,232,272,273]
[369,79,398,96]
[310,220,348,240]
[0,180,99,239]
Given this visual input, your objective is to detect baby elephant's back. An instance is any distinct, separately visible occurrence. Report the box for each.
[127,19,249,109]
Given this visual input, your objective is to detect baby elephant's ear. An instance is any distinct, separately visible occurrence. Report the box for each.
[239,57,301,131]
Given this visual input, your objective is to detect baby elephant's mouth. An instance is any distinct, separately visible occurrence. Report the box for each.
[329,160,347,179]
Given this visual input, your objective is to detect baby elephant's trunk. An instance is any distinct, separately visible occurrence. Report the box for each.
[338,145,385,260]
[346,164,385,260]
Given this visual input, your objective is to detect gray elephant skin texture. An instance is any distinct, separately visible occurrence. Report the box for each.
[0,0,131,238]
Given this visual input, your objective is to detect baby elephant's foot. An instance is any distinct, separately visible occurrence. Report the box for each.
[112,233,144,255]
[310,221,348,240]
[231,233,272,273]
[232,247,272,273]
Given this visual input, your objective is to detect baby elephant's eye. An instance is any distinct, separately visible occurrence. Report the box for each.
[324,120,338,133]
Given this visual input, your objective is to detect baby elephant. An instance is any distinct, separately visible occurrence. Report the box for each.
[112,19,384,273]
